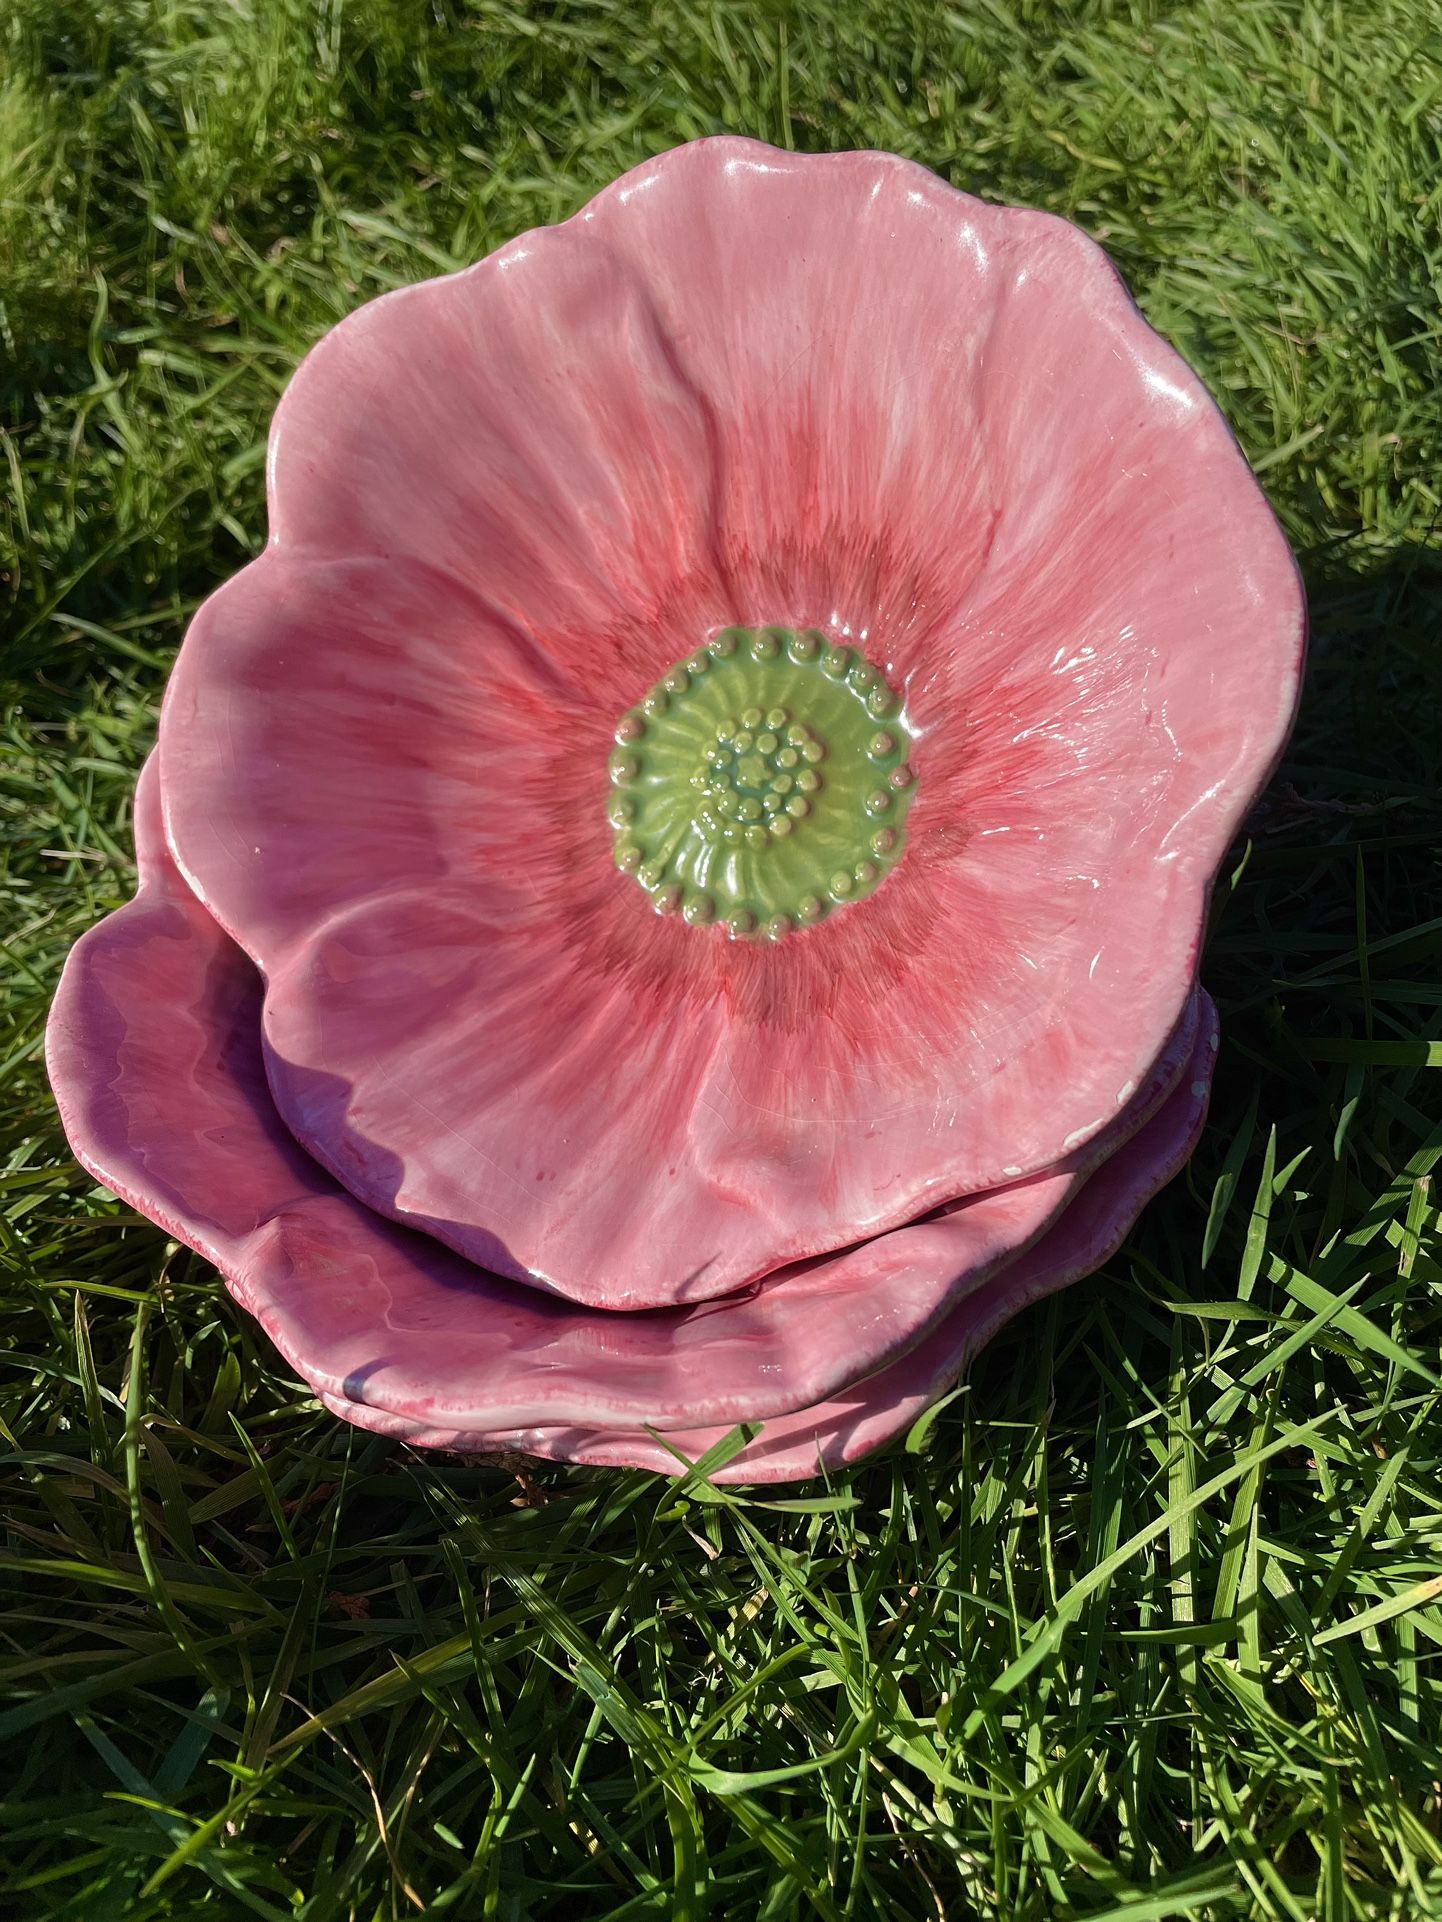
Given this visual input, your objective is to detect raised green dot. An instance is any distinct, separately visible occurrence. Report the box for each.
[609,628,915,936]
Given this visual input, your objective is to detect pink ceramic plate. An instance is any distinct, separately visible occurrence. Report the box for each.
[157,136,1303,1310]
[319,1046,1213,1482]
[48,756,1212,1437]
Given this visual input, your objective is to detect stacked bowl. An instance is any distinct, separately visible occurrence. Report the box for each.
[48,139,1305,1482]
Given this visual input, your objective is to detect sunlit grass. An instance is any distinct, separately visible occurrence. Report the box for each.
[3,2,1441,1915]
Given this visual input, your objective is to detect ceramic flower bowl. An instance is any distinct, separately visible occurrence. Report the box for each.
[48,138,1305,1482]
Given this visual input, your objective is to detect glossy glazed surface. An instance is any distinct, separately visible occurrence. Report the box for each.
[47,757,1212,1439]
[318,1031,1214,1481]
[156,136,1304,1310]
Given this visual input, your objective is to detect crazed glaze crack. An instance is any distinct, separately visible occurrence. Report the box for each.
[608,625,917,937]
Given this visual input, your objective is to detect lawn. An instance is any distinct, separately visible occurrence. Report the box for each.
[3,1,1441,1915]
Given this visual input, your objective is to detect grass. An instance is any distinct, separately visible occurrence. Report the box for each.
[2,0,1441,1914]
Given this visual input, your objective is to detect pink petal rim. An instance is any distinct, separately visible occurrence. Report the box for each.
[319,1021,1214,1483]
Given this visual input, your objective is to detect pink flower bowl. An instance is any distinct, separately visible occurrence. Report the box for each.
[47,138,1305,1481]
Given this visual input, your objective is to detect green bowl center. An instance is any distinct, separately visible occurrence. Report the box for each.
[608,626,916,939]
